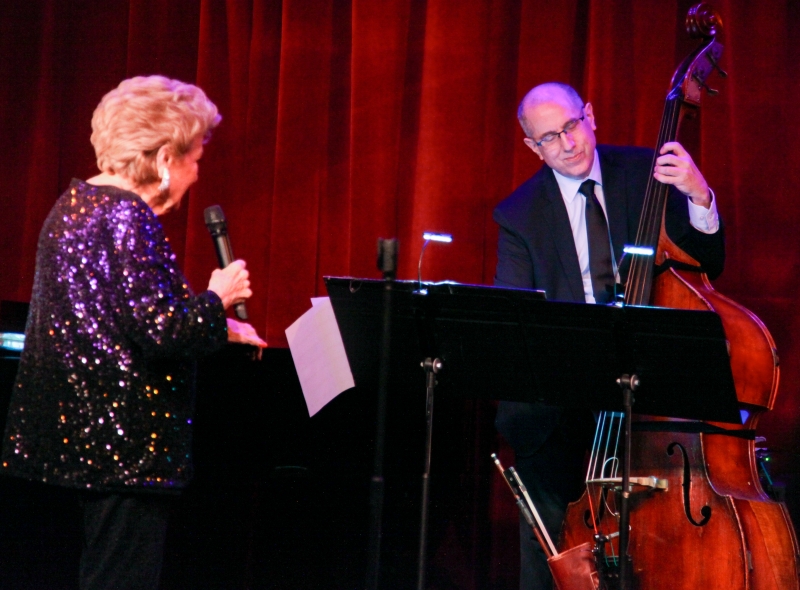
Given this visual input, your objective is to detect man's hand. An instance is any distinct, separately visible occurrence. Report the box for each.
[653,141,711,208]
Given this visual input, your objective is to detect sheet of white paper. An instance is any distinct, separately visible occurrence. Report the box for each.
[286,297,355,417]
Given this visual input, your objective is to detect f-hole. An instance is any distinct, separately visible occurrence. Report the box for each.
[667,442,712,527]
[583,487,611,529]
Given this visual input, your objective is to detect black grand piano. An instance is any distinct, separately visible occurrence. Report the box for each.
[0,300,498,590]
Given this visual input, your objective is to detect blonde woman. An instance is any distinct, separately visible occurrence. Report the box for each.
[2,76,265,590]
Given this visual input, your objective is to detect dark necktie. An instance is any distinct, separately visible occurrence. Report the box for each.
[579,179,614,304]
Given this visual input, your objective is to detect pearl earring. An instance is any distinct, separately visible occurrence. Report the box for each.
[158,169,170,192]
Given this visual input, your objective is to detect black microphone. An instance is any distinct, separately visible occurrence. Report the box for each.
[204,205,248,320]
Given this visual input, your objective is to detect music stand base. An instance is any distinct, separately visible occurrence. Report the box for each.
[417,358,441,590]
[616,374,638,590]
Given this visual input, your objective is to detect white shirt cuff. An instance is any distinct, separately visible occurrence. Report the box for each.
[687,189,720,234]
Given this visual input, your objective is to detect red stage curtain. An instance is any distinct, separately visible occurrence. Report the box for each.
[3,1,800,587]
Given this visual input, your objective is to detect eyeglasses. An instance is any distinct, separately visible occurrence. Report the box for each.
[533,106,586,147]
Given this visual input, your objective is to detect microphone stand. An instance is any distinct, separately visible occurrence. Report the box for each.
[365,238,397,590]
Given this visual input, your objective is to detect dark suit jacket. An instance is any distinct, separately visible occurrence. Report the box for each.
[493,145,725,456]
[494,144,725,300]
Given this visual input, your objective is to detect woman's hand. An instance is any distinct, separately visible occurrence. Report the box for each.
[226,318,267,348]
[207,259,252,310]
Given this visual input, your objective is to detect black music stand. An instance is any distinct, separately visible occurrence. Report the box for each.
[325,276,740,589]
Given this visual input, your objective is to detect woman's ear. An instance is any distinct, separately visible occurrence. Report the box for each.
[155,144,172,175]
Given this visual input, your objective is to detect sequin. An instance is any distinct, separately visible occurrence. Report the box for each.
[1,179,227,491]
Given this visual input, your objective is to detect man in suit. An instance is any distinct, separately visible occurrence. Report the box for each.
[493,82,725,589]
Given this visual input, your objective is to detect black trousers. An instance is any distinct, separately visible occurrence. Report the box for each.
[496,402,594,590]
[79,492,174,590]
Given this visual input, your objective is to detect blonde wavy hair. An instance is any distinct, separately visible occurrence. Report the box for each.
[91,76,221,186]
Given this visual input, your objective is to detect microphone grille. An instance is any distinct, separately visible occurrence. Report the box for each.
[204,205,226,226]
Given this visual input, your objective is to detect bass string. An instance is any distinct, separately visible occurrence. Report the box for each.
[626,97,682,305]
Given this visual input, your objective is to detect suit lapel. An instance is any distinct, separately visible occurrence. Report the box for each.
[538,169,585,301]
[599,148,631,265]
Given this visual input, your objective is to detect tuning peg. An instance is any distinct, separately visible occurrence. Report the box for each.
[692,72,719,96]
[707,52,728,78]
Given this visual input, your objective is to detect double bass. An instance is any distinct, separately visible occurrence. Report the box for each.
[559,4,800,589]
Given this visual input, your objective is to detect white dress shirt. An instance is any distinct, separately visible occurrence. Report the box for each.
[553,149,720,304]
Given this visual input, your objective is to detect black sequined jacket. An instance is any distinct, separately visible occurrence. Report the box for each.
[2,179,228,492]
